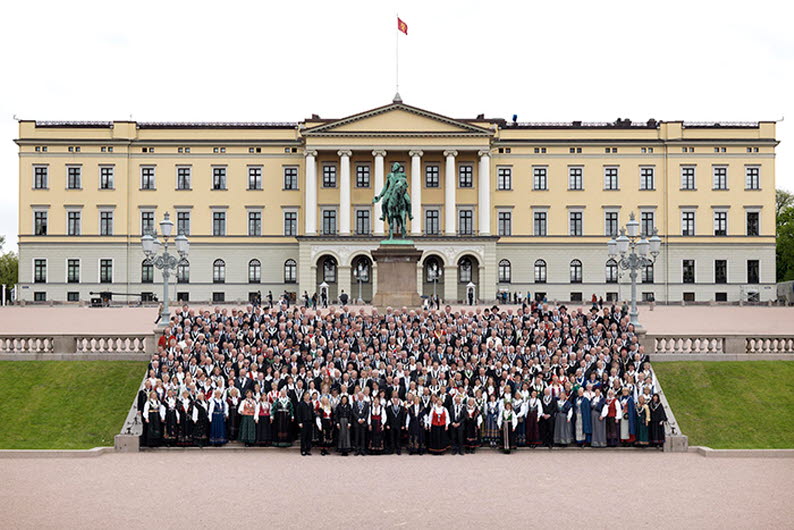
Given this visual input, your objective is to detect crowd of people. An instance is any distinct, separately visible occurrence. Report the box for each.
[138,300,668,454]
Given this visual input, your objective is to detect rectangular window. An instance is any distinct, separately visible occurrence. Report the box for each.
[177,211,190,236]
[715,292,727,302]
[322,210,337,235]
[605,211,619,237]
[458,165,473,188]
[140,166,155,190]
[34,166,48,189]
[425,165,440,188]
[100,211,114,236]
[681,166,696,190]
[212,292,226,303]
[34,259,47,283]
[355,209,371,235]
[67,211,81,236]
[498,211,512,236]
[177,292,190,302]
[248,166,262,190]
[459,210,473,235]
[322,165,337,188]
[141,262,154,284]
[534,211,547,236]
[497,167,512,190]
[640,166,655,190]
[569,211,583,236]
[714,211,728,236]
[177,263,190,284]
[212,167,227,190]
[284,167,299,190]
[99,259,113,283]
[745,166,760,190]
[746,211,760,236]
[747,260,759,283]
[141,211,155,235]
[568,167,583,190]
[425,209,440,235]
[603,166,619,190]
[212,211,226,236]
[248,211,262,236]
[682,211,695,236]
[715,260,727,284]
[34,292,46,302]
[34,211,48,235]
[356,165,371,188]
[713,166,728,190]
[67,166,82,189]
[533,167,547,191]
[177,167,191,190]
[642,264,654,284]
[284,211,298,236]
[99,166,114,189]
[683,259,695,284]
[641,211,655,236]
[67,292,79,302]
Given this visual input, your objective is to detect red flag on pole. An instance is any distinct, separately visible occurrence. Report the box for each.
[397,17,408,35]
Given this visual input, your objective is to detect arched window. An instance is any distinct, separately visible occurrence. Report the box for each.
[498,259,511,283]
[606,259,618,283]
[213,259,225,284]
[322,257,337,283]
[352,257,370,283]
[534,259,547,283]
[177,261,190,284]
[284,259,297,283]
[141,260,153,284]
[570,259,582,283]
[248,259,261,284]
[459,257,472,283]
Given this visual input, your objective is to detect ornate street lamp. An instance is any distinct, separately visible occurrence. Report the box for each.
[607,212,662,328]
[141,212,189,327]
[428,262,442,301]
[353,261,367,304]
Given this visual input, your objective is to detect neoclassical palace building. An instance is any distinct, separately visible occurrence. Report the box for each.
[15,98,778,304]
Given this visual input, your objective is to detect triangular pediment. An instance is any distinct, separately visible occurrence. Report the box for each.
[302,103,493,137]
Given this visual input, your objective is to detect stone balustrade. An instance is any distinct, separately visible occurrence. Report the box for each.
[0,333,154,360]
[643,332,794,360]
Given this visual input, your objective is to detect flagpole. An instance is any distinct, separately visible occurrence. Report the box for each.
[395,12,400,95]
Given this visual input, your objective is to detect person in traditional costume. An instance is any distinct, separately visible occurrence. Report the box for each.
[590,388,607,448]
[427,396,450,455]
[573,387,592,447]
[163,389,179,446]
[367,397,387,455]
[483,394,500,448]
[254,393,271,446]
[208,389,229,446]
[191,393,210,447]
[648,393,667,447]
[318,396,335,455]
[618,387,636,445]
[604,389,622,447]
[513,393,527,447]
[553,391,574,446]
[539,387,556,449]
[142,393,165,447]
[335,394,353,455]
[272,388,295,447]
[297,391,316,456]
[176,390,193,446]
[463,399,482,453]
[226,387,241,442]
[497,401,518,453]
[635,395,650,446]
[405,394,426,455]
[137,380,153,447]
[524,390,543,447]
[237,390,258,446]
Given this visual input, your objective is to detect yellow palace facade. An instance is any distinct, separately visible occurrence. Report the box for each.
[15,98,778,304]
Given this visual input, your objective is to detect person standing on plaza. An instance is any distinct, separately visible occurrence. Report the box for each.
[143,392,165,447]
[272,388,295,447]
[318,396,335,456]
[237,390,257,447]
[427,396,450,455]
[335,394,353,455]
[208,389,229,446]
[255,393,271,446]
[297,391,315,456]
[405,394,426,455]
[649,393,667,447]
[385,395,405,455]
[448,394,466,455]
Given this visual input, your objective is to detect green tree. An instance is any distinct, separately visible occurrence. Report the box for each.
[777,190,794,281]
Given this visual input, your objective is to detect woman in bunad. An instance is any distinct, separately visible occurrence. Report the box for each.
[226,387,242,442]
[137,380,153,447]
[622,372,636,399]
[272,388,295,447]
[648,393,667,448]
[512,392,527,447]
[618,387,636,445]
[603,389,622,447]
[153,378,166,402]
[485,376,497,399]
[142,392,166,448]
[267,382,280,404]
[162,389,180,446]
[590,387,607,448]
[174,364,186,388]
[463,398,482,454]
[426,395,450,455]
[177,390,193,446]
[548,376,564,399]
[208,389,229,446]
[310,390,323,446]
[530,374,546,397]
[367,396,386,455]
[335,394,353,456]
[405,394,426,455]
[254,393,271,447]
[497,401,518,454]
[634,395,650,447]
[237,390,258,447]
[483,393,501,448]
[524,389,543,447]
[191,392,210,447]
[553,391,574,446]
[317,396,335,456]
[573,387,592,447]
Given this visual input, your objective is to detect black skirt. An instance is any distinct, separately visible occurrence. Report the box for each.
[256,415,271,446]
[428,425,448,454]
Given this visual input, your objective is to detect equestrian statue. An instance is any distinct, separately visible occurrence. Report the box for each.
[372,162,413,240]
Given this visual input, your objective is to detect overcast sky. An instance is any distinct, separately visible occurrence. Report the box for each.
[1,0,791,251]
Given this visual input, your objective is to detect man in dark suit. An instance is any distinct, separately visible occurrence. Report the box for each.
[448,394,466,455]
[352,393,370,456]
[236,369,254,396]
[296,392,315,456]
[385,396,405,455]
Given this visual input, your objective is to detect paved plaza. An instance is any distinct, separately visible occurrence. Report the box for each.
[0,451,791,529]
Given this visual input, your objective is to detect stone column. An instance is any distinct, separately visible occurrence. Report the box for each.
[444,150,458,235]
[443,264,458,303]
[372,150,386,236]
[410,150,423,235]
[478,149,491,235]
[304,150,318,235]
[338,150,352,235]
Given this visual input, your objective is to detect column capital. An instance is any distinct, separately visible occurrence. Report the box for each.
[337,149,352,158]
[443,150,458,158]
[409,150,424,158]
[372,150,387,158]
[305,149,318,158]
[478,149,491,158]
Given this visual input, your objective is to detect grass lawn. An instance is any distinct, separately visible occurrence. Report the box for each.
[654,361,794,449]
[0,361,146,449]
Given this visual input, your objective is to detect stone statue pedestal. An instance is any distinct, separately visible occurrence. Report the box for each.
[371,242,423,308]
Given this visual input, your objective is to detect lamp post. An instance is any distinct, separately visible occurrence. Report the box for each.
[353,261,366,304]
[141,212,189,327]
[607,212,661,328]
[428,262,442,301]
